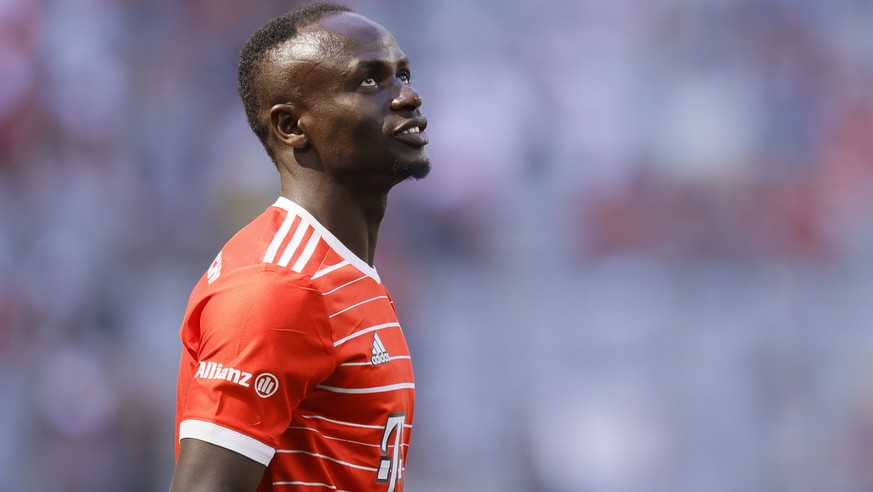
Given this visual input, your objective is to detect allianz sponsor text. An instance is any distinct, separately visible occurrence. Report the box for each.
[194,361,252,387]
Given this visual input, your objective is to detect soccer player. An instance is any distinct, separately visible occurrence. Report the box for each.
[169,3,429,491]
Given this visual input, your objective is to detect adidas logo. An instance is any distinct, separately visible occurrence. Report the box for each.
[371,333,391,366]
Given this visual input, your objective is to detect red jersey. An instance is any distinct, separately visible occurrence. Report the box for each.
[175,197,414,492]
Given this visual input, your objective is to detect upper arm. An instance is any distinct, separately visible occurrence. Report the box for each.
[175,270,335,485]
[170,438,266,492]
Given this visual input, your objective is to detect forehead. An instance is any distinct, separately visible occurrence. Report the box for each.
[281,12,406,73]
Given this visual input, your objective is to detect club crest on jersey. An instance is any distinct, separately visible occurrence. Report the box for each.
[254,373,279,398]
[194,361,252,387]
[371,333,391,366]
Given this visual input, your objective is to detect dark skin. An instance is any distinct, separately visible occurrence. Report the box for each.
[169,11,427,492]
[170,439,266,491]
[266,11,427,265]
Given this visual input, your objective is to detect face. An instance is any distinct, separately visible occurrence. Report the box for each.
[280,12,429,184]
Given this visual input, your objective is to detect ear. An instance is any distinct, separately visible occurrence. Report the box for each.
[269,103,308,149]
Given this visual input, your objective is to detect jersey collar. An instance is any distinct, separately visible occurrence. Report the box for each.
[273,197,381,283]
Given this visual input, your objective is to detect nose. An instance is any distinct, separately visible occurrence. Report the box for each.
[390,84,422,111]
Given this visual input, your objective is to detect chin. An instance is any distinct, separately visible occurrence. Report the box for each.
[387,159,430,181]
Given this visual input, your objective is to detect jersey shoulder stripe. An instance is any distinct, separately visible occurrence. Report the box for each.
[312,260,350,280]
[263,212,300,264]
[261,212,324,275]
[272,197,381,283]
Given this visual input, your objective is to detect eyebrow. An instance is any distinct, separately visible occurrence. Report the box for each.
[352,57,410,71]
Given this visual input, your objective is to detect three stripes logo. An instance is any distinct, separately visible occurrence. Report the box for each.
[254,373,279,398]
[371,333,391,366]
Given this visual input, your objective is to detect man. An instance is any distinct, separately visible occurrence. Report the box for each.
[170,3,428,491]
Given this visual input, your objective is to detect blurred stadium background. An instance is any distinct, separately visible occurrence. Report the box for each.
[3,0,873,490]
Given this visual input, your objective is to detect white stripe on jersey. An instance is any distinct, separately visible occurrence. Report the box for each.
[322,274,367,296]
[288,426,379,448]
[340,355,410,367]
[298,414,385,429]
[328,295,388,319]
[274,449,378,472]
[312,260,349,279]
[315,383,415,394]
[289,426,411,450]
[296,413,413,430]
[333,322,400,347]
[277,222,310,267]
[288,426,406,449]
[291,230,321,272]
[264,213,297,263]
[271,481,349,491]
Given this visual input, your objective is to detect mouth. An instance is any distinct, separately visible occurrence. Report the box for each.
[393,118,429,147]
[398,126,423,136]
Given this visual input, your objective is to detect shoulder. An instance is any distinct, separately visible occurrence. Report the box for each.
[201,265,332,340]
[225,263,323,296]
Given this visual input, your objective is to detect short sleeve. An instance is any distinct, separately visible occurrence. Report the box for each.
[177,267,335,461]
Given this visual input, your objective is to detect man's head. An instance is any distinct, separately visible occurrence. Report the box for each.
[237,2,429,184]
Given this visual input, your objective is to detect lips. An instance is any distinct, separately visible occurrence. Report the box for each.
[393,118,428,147]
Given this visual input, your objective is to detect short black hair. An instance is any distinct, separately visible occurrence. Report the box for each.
[237,2,354,161]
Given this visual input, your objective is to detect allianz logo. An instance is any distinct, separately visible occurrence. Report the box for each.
[194,361,252,388]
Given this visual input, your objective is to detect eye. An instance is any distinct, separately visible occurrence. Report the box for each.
[361,74,376,87]
[398,71,411,84]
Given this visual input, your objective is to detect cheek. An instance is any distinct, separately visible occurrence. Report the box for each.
[339,111,386,152]
[333,118,378,149]
[344,99,388,138]
[350,118,384,144]
[318,118,383,165]
[310,98,388,162]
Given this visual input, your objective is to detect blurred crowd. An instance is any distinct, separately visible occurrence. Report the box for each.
[2,0,873,490]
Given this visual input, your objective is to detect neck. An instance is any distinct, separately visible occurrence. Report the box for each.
[280,173,390,266]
